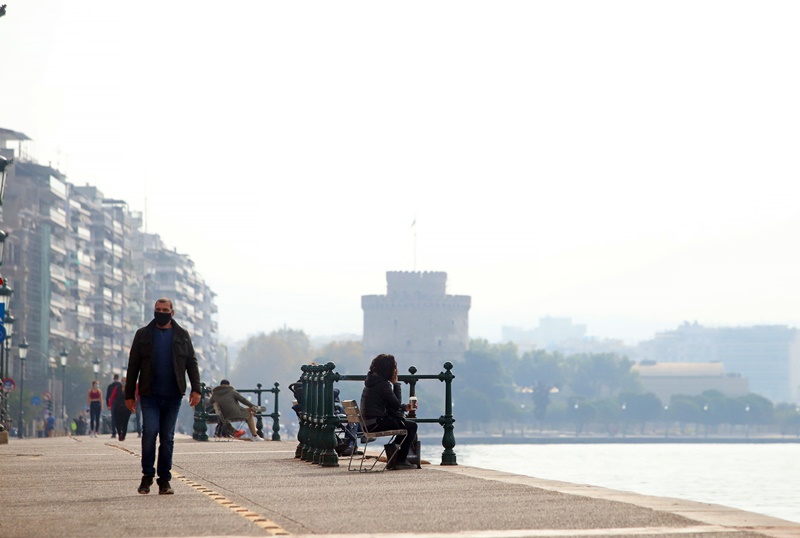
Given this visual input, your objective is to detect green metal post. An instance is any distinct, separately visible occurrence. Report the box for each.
[270,382,281,441]
[320,362,339,467]
[255,383,264,438]
[311,364,324,464]
[298,365,310,459]
[439,362,457,465]
[192,382,209,441]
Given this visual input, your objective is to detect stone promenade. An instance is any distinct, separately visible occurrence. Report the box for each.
[1,435,798,538]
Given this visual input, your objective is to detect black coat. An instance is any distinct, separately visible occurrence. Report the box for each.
[124,319,201,400]
[360,372,405,420]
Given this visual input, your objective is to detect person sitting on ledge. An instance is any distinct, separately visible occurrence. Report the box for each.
[209,380,264,441]
[360,353,418,470]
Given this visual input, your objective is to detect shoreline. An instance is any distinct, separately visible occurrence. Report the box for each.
[425,433,800,444]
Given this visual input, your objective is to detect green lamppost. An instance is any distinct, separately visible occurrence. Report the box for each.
[3,310,13,425]
[0,155,13,203]
[18,338,27,438]
[0,230,7,268]
[0,280,12,429]
[60,347,68,433]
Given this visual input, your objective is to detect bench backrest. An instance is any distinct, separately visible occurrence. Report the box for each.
[341,400,368,433]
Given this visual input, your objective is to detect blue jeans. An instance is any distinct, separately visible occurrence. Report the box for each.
[140,395,183,481]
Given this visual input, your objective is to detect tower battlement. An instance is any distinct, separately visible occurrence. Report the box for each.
[386,271,448,297]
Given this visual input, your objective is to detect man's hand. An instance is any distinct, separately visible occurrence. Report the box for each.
[189,391,201,407]
[125,399,136,413]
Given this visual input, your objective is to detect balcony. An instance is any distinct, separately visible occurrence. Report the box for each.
[50,292,67,310]
[50,263,67,282]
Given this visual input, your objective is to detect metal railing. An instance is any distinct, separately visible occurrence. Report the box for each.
[192,382,281,441]
[294,361,456,467]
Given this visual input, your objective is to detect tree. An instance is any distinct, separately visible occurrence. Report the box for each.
[618,392,663,434]
[567,353,639,399]
[315,340,364,375]
[451,339,516,426]
[230,328,314,390]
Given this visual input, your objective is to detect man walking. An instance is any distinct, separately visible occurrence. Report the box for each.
[106,374,122,438]
[125,298,201,495]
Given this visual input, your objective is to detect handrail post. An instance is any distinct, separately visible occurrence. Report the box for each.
[270,382,281,441]
[438,362,457,465]
[297,365,310,459]
[407,365,418,398]
[192,382,210,441]
[310,364,323,463]
[320,362,339,467]
[255,383,265,438]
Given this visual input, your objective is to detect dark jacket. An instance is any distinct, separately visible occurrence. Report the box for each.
[360,372,405,420]
[106,381,122,407]
[124,318,201,400]
[208,385,254,421]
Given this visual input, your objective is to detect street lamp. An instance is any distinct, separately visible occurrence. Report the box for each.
[745,405,751,438]
[663,405,670,438]
[92,357,100,380]
[0,230,7,266]
[0,154,13,203]
[0,280,13,377]
[18,338,27,438]
[3,310,13,379]
[60,347,68,433]
[0,280,12,428]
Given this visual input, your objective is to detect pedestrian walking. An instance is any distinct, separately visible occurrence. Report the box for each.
[124,297,201,495]
[113,376,132,441]
[106,374,122,438]
[86,380,103,437]
[45,412,55,437]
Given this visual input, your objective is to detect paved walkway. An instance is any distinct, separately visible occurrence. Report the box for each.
[1,435,798,538]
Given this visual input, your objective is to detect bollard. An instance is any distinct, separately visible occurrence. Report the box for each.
[192,382,211,441]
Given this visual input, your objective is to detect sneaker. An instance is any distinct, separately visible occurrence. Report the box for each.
[234,430,246,439]
[157,479,174,495]
[252,435,265,442]
[138,475,154,494]
[391,460,417,470]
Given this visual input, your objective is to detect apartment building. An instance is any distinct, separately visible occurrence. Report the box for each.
[637,322,800,404]
[0,126,218,382]
[142,233,219,381]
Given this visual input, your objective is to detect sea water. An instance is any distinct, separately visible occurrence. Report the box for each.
[421,442,800,523]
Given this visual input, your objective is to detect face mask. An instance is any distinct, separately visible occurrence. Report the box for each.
[154,311,172,327]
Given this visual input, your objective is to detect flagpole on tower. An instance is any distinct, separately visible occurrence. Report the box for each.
[411,216,417,271]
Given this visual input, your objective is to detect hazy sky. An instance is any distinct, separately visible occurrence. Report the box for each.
[2,2,799,344]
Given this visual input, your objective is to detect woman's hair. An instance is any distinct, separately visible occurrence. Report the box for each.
[368,353,397,380]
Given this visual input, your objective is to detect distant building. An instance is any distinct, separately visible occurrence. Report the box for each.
[361,271,470,372]
[637,322,800,404]
[633,361,749,403]
[142,233,219,385]
[502,317,588,353]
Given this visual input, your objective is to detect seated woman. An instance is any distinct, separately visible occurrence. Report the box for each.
[360,353,418,470]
